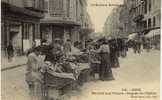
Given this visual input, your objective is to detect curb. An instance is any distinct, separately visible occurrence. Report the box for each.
[1,64,26,72]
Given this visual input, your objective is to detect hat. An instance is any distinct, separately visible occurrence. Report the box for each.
[41,39,47,44]
[34,46,41,52]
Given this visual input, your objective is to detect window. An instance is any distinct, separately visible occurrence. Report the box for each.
[153,16,156,27]
[45,1,48,12]
[76,0,78,18]
[148,18,151,28]
[39,0,45,10]
[23,24,28,39]
[49,0,63,17]
[144,0,147,13]
[143,21,147,28]
[67,0,70,17]
[149,0,151,12]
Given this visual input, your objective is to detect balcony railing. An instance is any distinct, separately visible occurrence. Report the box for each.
[133,14,144,22]
[24,0,45,12]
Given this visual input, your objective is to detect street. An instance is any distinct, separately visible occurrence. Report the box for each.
[1,49,160,100]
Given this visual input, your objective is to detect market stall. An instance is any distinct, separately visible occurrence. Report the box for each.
[41,46,91,99]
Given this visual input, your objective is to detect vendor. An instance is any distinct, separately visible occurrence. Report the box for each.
[88,44,100,79]
[97,38,114,81]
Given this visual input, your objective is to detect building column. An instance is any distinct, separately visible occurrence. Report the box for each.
[28,23,33,48]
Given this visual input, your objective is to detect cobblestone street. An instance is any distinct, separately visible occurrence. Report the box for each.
[2,50,160,100]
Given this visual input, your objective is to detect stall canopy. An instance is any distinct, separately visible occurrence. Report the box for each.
[145,29,160,38]
[128,33,138,40]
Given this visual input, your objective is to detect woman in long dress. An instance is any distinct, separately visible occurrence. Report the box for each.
[98,39,114,81]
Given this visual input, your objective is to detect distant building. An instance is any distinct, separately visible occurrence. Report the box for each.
[103,7,124,38]
[1,0,45,57]
[104,0,160,43]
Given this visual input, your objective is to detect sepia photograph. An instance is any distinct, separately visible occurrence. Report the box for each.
[1,0,161,100]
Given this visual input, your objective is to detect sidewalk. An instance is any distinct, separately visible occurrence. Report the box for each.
[1,56,27,71]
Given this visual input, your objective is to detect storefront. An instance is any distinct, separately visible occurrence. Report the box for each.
[1,2,44,56]
[145,28,160,49]
[40,20,80,45]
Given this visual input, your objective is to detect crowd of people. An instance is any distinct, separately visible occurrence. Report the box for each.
[127,38,154,54]
[25,37,128,100]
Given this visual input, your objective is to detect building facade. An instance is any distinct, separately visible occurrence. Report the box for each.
[1,0,45,57]
[40,0,93,48]
[103,0,161,50]
[41,0,81,44]
[130,0,161,32]
[129,0,161,49]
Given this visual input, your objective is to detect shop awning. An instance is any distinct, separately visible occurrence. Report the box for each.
[128,33,138,40]
[41,19,81,26]
[145,29,160,38]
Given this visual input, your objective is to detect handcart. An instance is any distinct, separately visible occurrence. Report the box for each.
[42,70,76,100]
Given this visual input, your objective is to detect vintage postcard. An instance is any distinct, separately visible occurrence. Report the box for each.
[1,0,161,100]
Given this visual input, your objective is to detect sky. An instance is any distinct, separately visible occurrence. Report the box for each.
[87,0,124,32]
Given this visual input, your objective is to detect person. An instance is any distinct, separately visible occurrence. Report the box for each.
[97,39,114,81]
[26,41,37,56]
[52,38,64,63]
[25,47,43,100]
[88,44,100,79]
[63,39,72,56]
[7,41,14,62]
[39,39,54,63]
[136,40,142,54]
[145,39,151,52]
[132,40,138,53]
[109,40,120,68]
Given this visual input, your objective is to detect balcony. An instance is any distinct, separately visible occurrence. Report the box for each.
[1,2,44,18]
[133,14,144,22]
[24,0,45,12]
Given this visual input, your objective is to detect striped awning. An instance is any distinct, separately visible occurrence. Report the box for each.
[128,33,138,40]
[145,29,160,38]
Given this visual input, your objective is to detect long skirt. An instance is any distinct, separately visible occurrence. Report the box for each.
[99,52,114,80]
[110,52,120,68]
[28,81,43,100]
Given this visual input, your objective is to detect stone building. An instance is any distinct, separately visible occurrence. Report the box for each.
[104,0,160,49]
[40,0,93,48]
[119,0,136,35]
[129,0,161,49]
[41,0,80,44]
[79,2,94,48]
[130,0,160,32]
[103,0,137,38]
[1,0,45,57]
